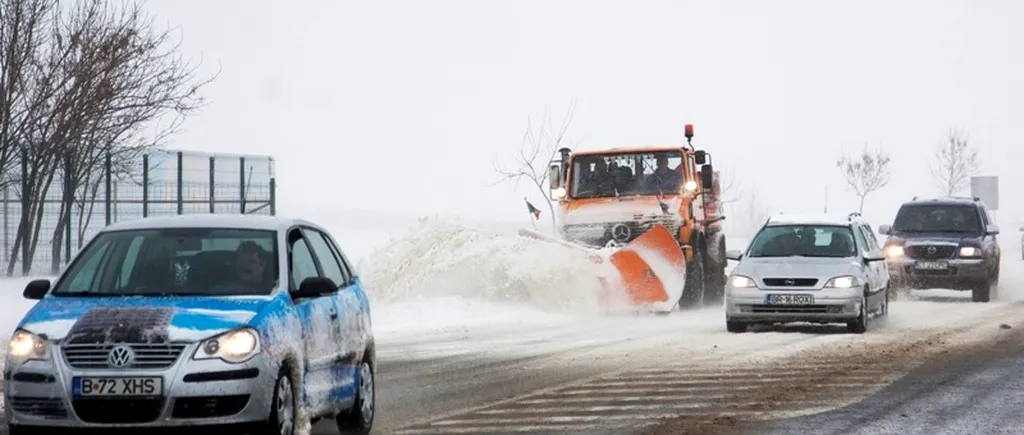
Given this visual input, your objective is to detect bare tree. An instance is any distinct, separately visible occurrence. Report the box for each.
[930,128,980,196]
[725,185,773,238]
[836,145,892,214]
[1,0,215,274]
[494,101,577,232]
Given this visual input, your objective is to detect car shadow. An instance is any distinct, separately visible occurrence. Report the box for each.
[745,322,852,334]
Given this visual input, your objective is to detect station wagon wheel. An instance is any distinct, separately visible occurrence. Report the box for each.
[847,295,867,334]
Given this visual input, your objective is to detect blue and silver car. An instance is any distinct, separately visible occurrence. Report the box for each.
[724,214,890,334]
[3,215,375,434]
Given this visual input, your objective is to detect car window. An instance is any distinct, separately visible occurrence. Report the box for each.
[852,226,870,253]
[289,234,320,290]
[319,231,354,283]
[747,224,856,258]
[303,229,347,287]
[860,225,881,251]
[52,228,279,296]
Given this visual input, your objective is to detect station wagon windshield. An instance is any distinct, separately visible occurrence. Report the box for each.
[570,151,685,198]
[51,228,279,297]
[747,225,857,258]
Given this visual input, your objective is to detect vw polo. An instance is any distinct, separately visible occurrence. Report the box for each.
[4,214,376,434]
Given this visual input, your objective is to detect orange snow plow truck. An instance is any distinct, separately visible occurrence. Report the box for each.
[522,124,726,313]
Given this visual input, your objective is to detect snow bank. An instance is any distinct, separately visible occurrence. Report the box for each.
[358,217,618,321]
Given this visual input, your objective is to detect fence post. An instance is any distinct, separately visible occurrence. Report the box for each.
[21,145,29,275]
[104,152,112,226]
[176,151,183,215]
[269,177,276,216]
[142,154,149,218]
[209,156,216,213]
[239,156,246,214]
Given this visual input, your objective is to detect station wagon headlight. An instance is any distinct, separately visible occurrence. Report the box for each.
[824,276,859,289]
[193,327,261,364]
[728,275,756,288]
[8,330,50,363]
[884,246,904,258]
[959,246,981,257]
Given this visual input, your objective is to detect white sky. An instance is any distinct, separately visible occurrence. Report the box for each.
[142,0,1024,232]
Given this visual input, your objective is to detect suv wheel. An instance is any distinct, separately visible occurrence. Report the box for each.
[972,281,991,303]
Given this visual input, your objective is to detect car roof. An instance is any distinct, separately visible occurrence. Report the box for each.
[102,214,323,233]
[901,196,982,208]
[765,213,863,227]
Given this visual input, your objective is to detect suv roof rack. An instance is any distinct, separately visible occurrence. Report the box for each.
[911,196,980,202]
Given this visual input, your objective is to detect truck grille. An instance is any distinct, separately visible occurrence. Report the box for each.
[62,343,188,370]
[906,245,956,260]
[762,278,819,287]
[564,220,680,246]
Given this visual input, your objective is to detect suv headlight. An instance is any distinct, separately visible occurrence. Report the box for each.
[8,330,50,364]
[884,245,904,258]
[193,327,261,364]
[959,246,981,257]
[824,275,860,289]
[728,275,756,288]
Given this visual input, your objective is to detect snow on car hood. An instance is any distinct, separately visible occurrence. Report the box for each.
[17,295,273,343]
[732,256,863,284]
[563,196,683,225]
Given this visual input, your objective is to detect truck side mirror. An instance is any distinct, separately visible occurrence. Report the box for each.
[694,150,707,165]
[700,165,714,190]
[548,164,560,189]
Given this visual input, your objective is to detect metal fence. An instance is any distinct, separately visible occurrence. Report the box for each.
[1,148,276,276]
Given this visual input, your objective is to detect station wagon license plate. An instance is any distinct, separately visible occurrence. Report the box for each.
[72,376,163,398]
[766,294,813,305]
[914,261,948,270]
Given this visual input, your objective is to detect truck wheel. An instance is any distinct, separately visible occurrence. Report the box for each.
[678,248,705,310]
[703,262,725,306]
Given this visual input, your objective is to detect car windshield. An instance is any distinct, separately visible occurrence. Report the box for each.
[569,150,686,198]
[891,205,981,234]
[51,228,279,297]
[747,225,857,258]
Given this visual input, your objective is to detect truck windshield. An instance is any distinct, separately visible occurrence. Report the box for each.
[51,228,279,297]
[570,150,684,198]
[891,205,981,234]
[747,225,857,258]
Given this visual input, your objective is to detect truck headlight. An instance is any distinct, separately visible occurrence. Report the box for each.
[8,330,50,364]
[884,246,904,258]
[824,275,859,289]
[684,180,697,191]
[728,275,756,288]
[193,327,261,364]
[959,246,981,257]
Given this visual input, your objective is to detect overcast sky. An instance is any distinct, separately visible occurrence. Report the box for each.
[143,0,1024,233]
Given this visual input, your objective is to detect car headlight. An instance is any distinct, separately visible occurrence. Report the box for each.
[884,245,904,258]
[959,246,981,257]
[193,328,261,364]
[824,275,860,289]
[7,330,50,363]
[728,275,756,288]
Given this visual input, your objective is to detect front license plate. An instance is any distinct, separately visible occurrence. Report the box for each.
[72,376,163,398]
[766,294,814,305]
[914,261,949,270]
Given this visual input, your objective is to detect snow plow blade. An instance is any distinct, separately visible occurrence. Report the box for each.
[517,225,685,313]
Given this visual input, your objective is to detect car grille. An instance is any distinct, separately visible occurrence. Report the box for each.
[762,278,819,287]
[62,343,188,370]
[72,398,165,423]
[172,395,250,419]
[9,397,68,419]
[906,245,956,260]
[747,305,840,314]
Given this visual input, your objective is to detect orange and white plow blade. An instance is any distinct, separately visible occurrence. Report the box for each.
[517,226,686,313]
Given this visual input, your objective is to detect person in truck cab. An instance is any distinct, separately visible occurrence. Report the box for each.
[579,158,616,196]
[645,154,682,193]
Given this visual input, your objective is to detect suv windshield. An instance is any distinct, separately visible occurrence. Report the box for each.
[51,228,279,297]
[748,225,857,258]
[570,150,685,198]
[891,205,981,234]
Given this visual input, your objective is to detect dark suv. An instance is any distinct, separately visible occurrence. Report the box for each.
[878,197,1000,302]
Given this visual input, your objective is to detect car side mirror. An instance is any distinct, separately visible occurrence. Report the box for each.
[986,224,1000,235]
[23,279,50,300]
[878,224,892,235]
[694,150,708,165]
[863,250,885,263]
[548,164,561,189]
[292,277,338,299]
[700,165,714,190]
[725,249,743,261]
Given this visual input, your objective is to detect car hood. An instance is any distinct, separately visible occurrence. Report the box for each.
[732,257,863,283]
[885,232,980,245]
[17,295,273,343]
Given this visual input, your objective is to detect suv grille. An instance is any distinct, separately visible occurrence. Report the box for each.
[762,278,819,287]
[906,245,956,259]
[62,343,188,370]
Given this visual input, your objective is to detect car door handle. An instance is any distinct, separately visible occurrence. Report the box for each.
[329,309,338,320]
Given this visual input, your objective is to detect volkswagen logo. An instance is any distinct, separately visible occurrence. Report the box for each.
[108,345,136,368]
[610,224,632,242]
[785,279,795,286]
[927,246,937,254]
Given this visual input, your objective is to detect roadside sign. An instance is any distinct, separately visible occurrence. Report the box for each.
[970,176,998,210]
